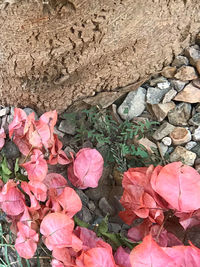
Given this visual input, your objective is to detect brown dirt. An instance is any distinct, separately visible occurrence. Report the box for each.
[0,0,200,113]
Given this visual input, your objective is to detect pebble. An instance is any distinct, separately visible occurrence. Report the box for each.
[117,87,146,120]
[134,137,157,153]
[1,141,20,159]
[174,66,198,81]
[76,205,93,223]
[23,107,38,120]
[150,76,168,87]
[157,80,171,90]
[85,185,111,201]
[170,79,187,92]
[162,136,172,146]
[196,59,200,76]
[75,189,89,206]
[185,141,197,151]
[189,113,200,126]
[184,45,200,66]
[0,107,9,117]
[161,66,176,78]
[169,127,191,145]
[162,88,177,103]
[171,55,189,67]
[158,142,168,157]
[169,146,196,166]
[192,78,200,89]
[99,197,116,216]
[109,223,121,233]
[87,200,96,212]
[152,121,175,141]
[53,126,65,138]
[168,103,192,126]
[150,102,175,121]
[194,158,200,173]
[174,83,200,103]
[146,86,170,104]
[192,126,200,141]
[58,119,76,135]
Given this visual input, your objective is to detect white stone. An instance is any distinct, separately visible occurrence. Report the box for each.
[162,137,172,146]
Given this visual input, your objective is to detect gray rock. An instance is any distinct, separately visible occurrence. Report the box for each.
[117,87,146,120]
[184,45,200,66]
[193,126,200,141]
[2,141,20,159]
[87,200,96,212]
[53,126,65,138]
[109,223,121,233]
[99,197,116,216]
[189,113,200,126]
[157,80,171,90]
[170,79,187,92]
[0,107,9,117]
[162,88,177,103]
[146,86,170,104]
[169,146,196,166]
[168,103,192,126]
[76,205,93,223]
[23,107,38,120]
[150,76,168,86]
[75,189,89,206]
[58,119,76,135]
[152,121,175,141]
[185,141,197,151]
[162,136,172,146]
[85,185,111,201]
[158,142,168,157]
[191,144,200,158]
[171,55,189,67]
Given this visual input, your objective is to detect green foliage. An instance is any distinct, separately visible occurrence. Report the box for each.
[63,106,159,172]
[0,157,12,183]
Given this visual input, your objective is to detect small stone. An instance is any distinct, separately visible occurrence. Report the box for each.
[169,146,196,166]
[58,119,76,135]
[117,87,146,120]
[185,141,197,150]
[162,136,172,146]
[152,121,175,141]
[23,107,38,120]
[2,141,20,159]
[196,59,200,76]
[157,142,168,157]
[174,83,200,103]
[99,197,116,216]
[85,185,111,201]
[87,200,96,212]
[0,107,9,117]
[75,189,89,206]
[150,76,168,86]
[189,113,200,126]
[146,86,170,104]
[157,80,171,90]
[193,126,200,141]
[174,66,198,81]
[191,143,200,158]
[170,79,187,92]
[161,66,176,78]
[162,89,177,103]
[109,223,121,233]
[134,137,157,153]
[196,104,200,113]
[171,55,189,67]
[168,103,192,126]
[192,78,200,89]
[76,205,93,223]
[184,45,200,66]
[53,126,65,138]
[170,127,191,145]
[149,102,176,121]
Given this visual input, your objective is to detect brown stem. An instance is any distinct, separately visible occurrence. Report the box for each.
[22,145,33,164]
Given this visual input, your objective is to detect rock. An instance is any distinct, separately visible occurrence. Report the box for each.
[157,79,171,90]
[196,104,200,113]
[185,141,197,151]
[152,121,175,141]
[192,78,200,89]
[113,165,123,186]
[157,142,168,157]
[194,158,200,173]
[168,103,192,126]
[189,113,200,126]
[191,144,200,158]
[196,59,200,76]
[0,107,9,117]
[162,89,177,103]
[23,107,38,120]
[150,76,168,87]
[174,83,200,103]
[99,197,116,216]
[161,66,176,78]
[109,223,121,233]
[170,79,187,92]
[174,66,198,81]
[117,87,146,120]
[75,189,89,206]
[87,200,96,212]
[170,127,191,145]
[134,137,157,153]
[171,55,189,67]
[53,126,65,138]
[193,126,200,141]
[85,185,111,201]
[58,119,76,135]
[169,146,196,166]
[162,136,172,146]
[146,86,170,104]
[76,205,93,223]
[2,141,20,159]
[184,45,200,66]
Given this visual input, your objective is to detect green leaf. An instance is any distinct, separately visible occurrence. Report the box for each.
[74,216,90,228]
[1,157,12,176]
[97,215,109,235]
[14,158,19,175]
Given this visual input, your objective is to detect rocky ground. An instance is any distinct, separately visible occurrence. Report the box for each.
[1,44,200,265]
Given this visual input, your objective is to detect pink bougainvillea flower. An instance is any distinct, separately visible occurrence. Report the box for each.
[0,127,6,149]
[28,181,47,202]
[0,180,25,216]
[151,162,200,213]
[43,173,68,193]
[48,134,71,165]
[40,212,74,250]
[51,259,65,267]
[52,247,75,267]
[9,108,27,138]
[21,182,41,211]
[21,149,48,182]
[67,148,104,189]
[15,222,39,259]
[114,246,131,267]
[119,165,165,225]
[57,187,82,218]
